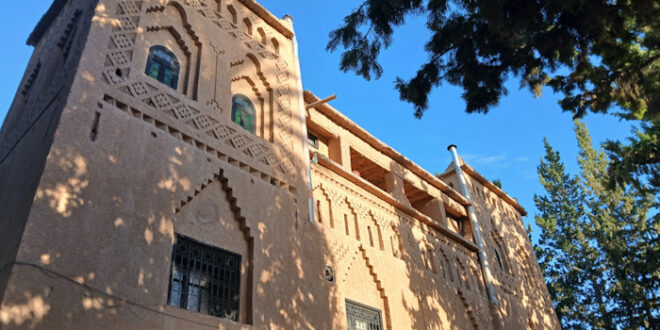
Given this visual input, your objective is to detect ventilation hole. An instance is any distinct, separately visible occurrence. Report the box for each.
[115,68,123,77]
[90,111,101,141]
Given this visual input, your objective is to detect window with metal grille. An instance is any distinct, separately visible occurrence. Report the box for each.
[346,300,383,330]
[167,235,241,321]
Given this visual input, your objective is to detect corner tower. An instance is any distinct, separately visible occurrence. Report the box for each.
[1,1,310,328]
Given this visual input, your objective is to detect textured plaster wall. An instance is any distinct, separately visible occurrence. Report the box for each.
[0,0,99,305]
[0,0,560,329]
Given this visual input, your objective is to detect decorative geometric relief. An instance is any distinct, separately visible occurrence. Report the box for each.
[278,110,292,124]
[229,134,252,150]
[217,20,234,31]
[212,125,234,140]
[276,86,289,97]
[103,69,126,84]
[275,60,288,71]
[235,32,250,41]
[185,0,203,7]
[354,203,370,218]
[206,99,223,113]
[276,70,289,83]
[263,152,279,166]
[193,115,215,130]
[277,97,291,112]
[119,1,141,15]
[107,51,130,66]
[152,92,173,108]
[279,127,291,141]
[246,143,268,158]
[246,40,262,50]
[128,82,149,96]
[111,33,134,49]
[118,16,137,30]
[281,158,296,176]
[199,8,217,19]
[172,103,195,120]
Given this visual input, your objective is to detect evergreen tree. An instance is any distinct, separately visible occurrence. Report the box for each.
[327,0,660,199]
[534,139,593,328]
[535,122,659,329]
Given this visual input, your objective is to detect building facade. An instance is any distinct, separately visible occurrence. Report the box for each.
[0,0,559,329]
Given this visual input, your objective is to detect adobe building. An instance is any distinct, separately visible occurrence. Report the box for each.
[0,0,560,329]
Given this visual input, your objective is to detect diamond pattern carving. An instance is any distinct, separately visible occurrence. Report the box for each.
[129,82,149,96]
[172,103,194,119]
[108,52,130,66]
[118,16,137,30]
[119,1,140,15]
[193,115,214,130]
[200,8,217,18]
[229,134,251,150]
[153,92,171,108]
[264,153,278,166]
[247,144,268,158]
[111,34,133,48]
[100,0,297,181]
[212,125,234,140]
[103,69,126,84]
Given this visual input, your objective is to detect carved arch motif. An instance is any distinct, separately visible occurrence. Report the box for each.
[173,168,256,324]
[357,246,393,330]
[143,1,202,99]
[100,0,298,182]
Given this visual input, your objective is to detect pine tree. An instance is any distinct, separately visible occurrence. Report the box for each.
[535,122,659,329]
[575,121,658,328]
[534,139,593,328]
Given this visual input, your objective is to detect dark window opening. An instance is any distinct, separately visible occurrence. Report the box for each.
[349,148,389,192]
[346,300,383,330]
[307,132,319,149]
[145,45,179,89]
[494,248,503,270]
[447,215,466,236]
[403,181,434,211]
[168,235,241,321]
[403,180,448,226]
[232,94,256,134]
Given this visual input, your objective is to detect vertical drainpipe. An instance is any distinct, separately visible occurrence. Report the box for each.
[284,15,315,223]
[448,144,498,305]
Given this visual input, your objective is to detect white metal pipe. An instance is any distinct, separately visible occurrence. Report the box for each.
[448,144,498,305]
[285,15,315,223]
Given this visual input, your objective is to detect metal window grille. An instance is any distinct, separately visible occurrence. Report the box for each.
[346,300,383,330]
[167,235,241,321]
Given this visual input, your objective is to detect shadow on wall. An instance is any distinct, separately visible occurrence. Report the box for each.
[0,71,342,329]
[0,1,344,326]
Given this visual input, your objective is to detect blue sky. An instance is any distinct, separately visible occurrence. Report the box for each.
[1,1,637,243]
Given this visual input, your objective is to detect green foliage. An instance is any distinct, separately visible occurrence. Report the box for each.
[492,178,502,189]
[534,122,659,329]
[604,120,660,195]
[327,0,660,194]
[327,0,660,121]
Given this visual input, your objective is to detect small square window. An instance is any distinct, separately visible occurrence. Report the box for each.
[346,299,383,330]
[167,234,241,321]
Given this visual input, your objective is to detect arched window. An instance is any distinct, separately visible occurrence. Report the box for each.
[145,45,179,89]
[231,94,256,133]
